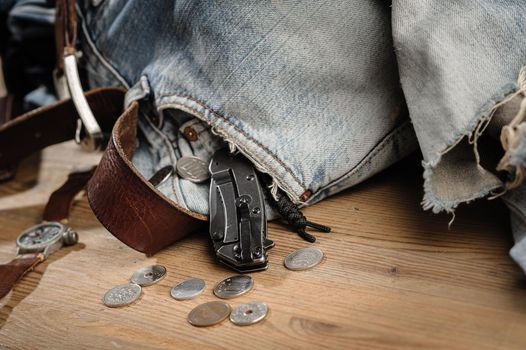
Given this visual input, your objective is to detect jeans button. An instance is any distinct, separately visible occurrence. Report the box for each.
[299,190,312,202]
[183,126,198,141]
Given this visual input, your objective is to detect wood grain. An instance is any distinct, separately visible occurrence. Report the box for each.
[0,142,525,350]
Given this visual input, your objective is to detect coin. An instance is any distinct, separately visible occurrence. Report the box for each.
[284,247,324,271]
[148,165,174,187]
[187,301,231,327]
[214,275,253,299]
[102,283,142,308]
[176,156,210,183]
[170,278,205,300]
[230,302,268,326]
[130,265,167,286]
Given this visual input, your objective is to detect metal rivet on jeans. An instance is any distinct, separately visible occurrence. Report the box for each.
[183,126,198,141]
[299,190,312,202]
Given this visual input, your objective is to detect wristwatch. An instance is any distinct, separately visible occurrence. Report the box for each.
[0,167,95,300]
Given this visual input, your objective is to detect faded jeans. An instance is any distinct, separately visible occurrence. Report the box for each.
[4,1,526,273]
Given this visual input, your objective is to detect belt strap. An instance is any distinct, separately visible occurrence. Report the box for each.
[0,87,120,165]
[54,0,77,73]
[0,87,206,255]
[88,101,207,254]
[43,167,95,222]
[0,253,43,300]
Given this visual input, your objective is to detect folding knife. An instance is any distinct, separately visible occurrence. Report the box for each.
[208,149,274,272]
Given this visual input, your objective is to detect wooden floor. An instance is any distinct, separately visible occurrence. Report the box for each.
[0,142,525,350]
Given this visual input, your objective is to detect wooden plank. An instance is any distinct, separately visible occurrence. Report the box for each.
[0,142,525,350]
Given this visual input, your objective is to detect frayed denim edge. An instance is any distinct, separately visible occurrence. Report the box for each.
[421,83,518,214]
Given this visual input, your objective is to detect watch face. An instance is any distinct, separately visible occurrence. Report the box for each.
[17,223,64,249]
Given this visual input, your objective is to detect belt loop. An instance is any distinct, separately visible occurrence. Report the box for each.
[54,0,104,151]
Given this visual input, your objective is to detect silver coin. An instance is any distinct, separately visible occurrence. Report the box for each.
[170,278,205,300]
[148,165,174,187]
[130,265,167,286]
[188,301,231,327]
[230,302,268,326]
[213,275,253,299]
[284,247,324,271]
[176,156,210,183]
[102,283,142,308]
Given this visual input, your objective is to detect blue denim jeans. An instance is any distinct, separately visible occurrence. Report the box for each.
[78,0,417,213]
[9,1,526,272]
[1,0,56,110]
[76,0,526,272]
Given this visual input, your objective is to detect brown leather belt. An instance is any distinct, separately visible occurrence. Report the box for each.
[87,100,207,254]
[0,87,206,255]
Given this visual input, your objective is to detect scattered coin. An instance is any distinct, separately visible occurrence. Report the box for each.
[176,156,210,183]
[102,283,142,308]
[187,301,231,327]
[170,278,205,300]
[284,247,324,271]
[148,165,174,187]
[230,301,268,326]
[130,265,167,286]
[214,275,253,299]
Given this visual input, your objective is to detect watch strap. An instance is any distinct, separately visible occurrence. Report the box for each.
[0,253,43,300]
[43,167,96,222]
[0,165,93,300]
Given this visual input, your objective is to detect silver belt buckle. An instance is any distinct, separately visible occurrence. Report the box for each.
[63,53,104,152]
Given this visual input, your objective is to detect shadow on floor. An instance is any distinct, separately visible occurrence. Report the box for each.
[0,152,42,198]
[0,243,85,329]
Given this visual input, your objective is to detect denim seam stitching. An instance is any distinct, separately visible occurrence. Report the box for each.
[139,112,190,211]
[76,4,130,88]
[307,120,412,203]
[157,93,307,192]
[161,100,306,193]
[159,102,304,203]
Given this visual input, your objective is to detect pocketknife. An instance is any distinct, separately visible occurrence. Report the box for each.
[208,149,274,272]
